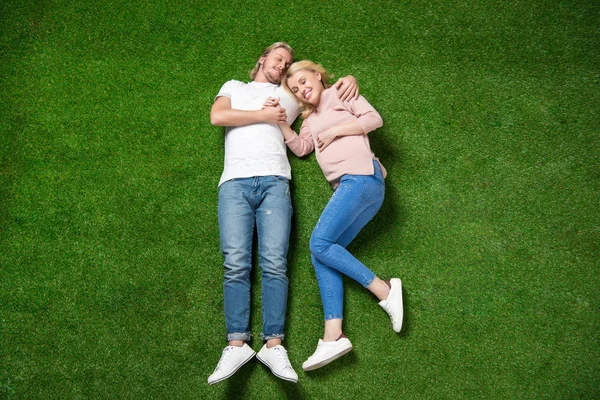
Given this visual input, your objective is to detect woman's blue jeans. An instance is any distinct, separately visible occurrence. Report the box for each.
[218,175,292,342]
[309,160,385,321]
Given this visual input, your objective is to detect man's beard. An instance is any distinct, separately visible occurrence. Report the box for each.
[263,64,282,84]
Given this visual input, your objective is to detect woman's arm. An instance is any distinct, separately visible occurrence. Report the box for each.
[318,95,383,151]
[281,122,315,157]
[261,96,314,156]
[278,122,297,142]
[317,121,364,151]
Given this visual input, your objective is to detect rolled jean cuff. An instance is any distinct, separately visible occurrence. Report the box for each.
[362,274,376,288]
[261,333,285,341]
[324,314,344,321]
[226,332,251,342]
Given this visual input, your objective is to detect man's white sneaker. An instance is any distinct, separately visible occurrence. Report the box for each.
[379,278,403,332]
[256,344,298,383]
[302,338,353,371]
[207,343,256,385]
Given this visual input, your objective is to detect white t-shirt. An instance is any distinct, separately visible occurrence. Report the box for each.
[216,80,300,187]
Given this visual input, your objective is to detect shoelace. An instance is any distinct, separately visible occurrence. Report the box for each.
[215,346,234,370]
[274,347,292,369]
[383,303,397,323]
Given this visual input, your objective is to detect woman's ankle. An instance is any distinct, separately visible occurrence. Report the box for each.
[323,319,344,342]
[368,277,391,301]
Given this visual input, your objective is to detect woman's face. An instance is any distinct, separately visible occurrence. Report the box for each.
[286,70,323,107]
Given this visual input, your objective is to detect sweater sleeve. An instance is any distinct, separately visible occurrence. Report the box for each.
[347,95,383,134]
[285,120,315,157]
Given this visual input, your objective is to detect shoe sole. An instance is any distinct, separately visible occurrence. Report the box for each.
[392,278,403,333]
[302,344,353,371]
[256,354,298,383]
[208,351,256,385]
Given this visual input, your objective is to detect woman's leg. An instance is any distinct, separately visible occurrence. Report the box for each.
[310,162,386,339]
[314,201,388,342]
[310,173,385,292]
[312,253,344,341]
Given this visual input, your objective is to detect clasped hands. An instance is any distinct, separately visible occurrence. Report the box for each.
[261,97,338,151]
[260,98,288,125]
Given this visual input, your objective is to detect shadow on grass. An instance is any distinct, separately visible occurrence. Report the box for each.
[398,285,411,338]
[224,361,258,399]
[361,125,407,245]
[275,371,309,399]
[303,350,358,378]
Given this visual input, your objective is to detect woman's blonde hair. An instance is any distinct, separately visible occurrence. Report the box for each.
[249,42,295,80]
[283,60,333,118]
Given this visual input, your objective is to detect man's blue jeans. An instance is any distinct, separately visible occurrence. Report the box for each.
[218,175,292,342]
[309,161,385,321]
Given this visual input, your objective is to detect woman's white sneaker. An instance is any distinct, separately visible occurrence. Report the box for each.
[302,338,353,371]
[207,343,256,385]
[379,278,403,332]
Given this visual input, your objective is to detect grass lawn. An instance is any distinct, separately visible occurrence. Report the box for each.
[1,0,598,398]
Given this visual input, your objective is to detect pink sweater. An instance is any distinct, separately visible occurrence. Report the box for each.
[285,87,386,186]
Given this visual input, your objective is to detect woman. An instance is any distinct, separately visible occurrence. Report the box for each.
[266,60,404,371]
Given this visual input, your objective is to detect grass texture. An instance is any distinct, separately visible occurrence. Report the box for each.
[1,0,599,398]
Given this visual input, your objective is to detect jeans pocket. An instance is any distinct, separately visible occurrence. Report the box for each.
[265,175,291,198]
[273,175,289,183]
[360,175,385,204]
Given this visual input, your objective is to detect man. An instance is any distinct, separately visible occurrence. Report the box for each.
[208,42,358,385]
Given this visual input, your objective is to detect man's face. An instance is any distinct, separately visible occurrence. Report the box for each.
[260,48,293,84]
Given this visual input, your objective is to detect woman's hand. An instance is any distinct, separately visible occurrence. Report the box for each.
[261,106,287,124]
[260,96,287,124]
[262,96,280,109]
[317,127,338,151]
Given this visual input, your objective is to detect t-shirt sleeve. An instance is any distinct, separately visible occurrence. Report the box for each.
[347,95,383,134]
[215,80,244,101]
[277,88,301,125]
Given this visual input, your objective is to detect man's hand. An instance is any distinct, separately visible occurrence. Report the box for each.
[333,76,359,102]
[261,106,288,124]
[317,127,338,151]
[262,96,287,125]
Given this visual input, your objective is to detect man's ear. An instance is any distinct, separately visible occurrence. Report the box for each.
[259,56,266,66]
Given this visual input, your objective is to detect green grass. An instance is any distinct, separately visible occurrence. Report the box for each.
[1,0,599,398]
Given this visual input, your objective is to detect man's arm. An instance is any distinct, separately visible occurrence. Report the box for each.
[210,96,288,127]
[334,76,360,102]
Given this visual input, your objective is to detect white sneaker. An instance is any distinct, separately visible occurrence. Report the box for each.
[256,344,298,383]
[379,278,403,332]
[207,343,256,385]
[302,338,353,371]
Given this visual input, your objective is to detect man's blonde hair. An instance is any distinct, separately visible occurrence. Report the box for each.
[283,60,332,118]
[249,42,295,80]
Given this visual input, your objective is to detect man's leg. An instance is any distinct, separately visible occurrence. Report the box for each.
[219,178,256,342]
[254,175,297,382]
[208,178,256,385]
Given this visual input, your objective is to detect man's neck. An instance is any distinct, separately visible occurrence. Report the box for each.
[253,71,277,84]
